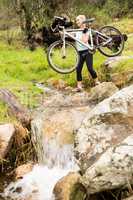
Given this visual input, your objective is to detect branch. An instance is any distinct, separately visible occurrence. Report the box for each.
[0,89,31,129]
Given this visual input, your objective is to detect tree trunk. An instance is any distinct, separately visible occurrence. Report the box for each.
[0,89,31,129]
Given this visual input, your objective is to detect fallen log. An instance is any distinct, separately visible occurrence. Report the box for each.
[0,89,31,129]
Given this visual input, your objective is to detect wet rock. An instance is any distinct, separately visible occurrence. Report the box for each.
[75,85,133,172]
[32,105,90,164]
[15,163,33,180]
[0,124,15,160]
[31,91,92,163]
[53,172,86,200]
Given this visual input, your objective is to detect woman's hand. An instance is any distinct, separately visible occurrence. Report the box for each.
[83,28,88,33]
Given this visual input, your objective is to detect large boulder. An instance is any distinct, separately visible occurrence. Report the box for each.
[0,123,15,160]
[75,85,133,172]
[82,134,133,194]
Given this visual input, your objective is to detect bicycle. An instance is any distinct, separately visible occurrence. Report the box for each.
[47,16,125,74]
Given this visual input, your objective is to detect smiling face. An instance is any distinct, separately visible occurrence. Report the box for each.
[76,15,86,28]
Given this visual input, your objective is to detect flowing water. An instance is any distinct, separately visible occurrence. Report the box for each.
[1,117,79,200]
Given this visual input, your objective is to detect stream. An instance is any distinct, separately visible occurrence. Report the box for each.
[1,84,79,200]
[1,142,78,200]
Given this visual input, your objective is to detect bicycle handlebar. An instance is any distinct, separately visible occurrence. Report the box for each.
[83,18,95,24]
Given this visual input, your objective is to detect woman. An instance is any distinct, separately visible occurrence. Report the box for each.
[74,15,100,91]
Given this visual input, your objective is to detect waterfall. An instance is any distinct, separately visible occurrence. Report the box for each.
[1,115,79,200]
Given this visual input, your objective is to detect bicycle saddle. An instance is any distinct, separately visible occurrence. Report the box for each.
[83,18,95,24]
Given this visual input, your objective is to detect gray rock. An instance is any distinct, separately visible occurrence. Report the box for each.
[82,134,133,194]
[75,85,133,172]
[102,56,133,87]
[104,56,133,69]
[88,82,118,104]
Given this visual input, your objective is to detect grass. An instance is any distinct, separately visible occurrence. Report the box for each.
[0,40,105,122]
[110,18,133,34]
[0,17,133,122]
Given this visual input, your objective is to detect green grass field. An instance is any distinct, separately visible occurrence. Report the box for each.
[0,18,133,122]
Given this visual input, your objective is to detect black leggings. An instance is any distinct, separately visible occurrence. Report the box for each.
[76,50,97,81]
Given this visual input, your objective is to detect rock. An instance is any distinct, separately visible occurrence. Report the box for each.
[32,104,90,164]
[103,56,133,69]
[24,195,39,200]
[42,91,90,108]
[31,82,119,164]
[37,82,118,108]
[53,172,86,200]
[0,123,15,160]
[75,85,133,172]
[82,134,133,194]
[14,124,28,146]
[15,163,33,180]
[110,70,133,87]
[88,82,118,104]
[102,56,133,87]
[47,79,67,90]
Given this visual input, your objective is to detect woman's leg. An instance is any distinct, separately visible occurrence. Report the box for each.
[85,52,97,79]
[76,52,85,83]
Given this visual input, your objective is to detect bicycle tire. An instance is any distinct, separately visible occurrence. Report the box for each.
[47,40,79,74]
[96,26,124,57]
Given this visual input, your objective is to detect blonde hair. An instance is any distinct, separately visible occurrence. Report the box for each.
[76,15,86,22]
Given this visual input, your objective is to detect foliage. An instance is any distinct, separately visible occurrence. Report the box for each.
[0,0,133,34]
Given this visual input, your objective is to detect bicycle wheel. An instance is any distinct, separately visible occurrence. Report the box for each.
[96,26,124,57]
[47,40,79,74]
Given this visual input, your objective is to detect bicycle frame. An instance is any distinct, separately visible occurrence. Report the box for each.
[59,27,112,51]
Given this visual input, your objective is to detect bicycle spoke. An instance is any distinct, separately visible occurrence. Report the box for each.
[96,26,124,57]
[47,41,79,74]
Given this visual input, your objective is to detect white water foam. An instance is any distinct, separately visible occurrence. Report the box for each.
[2,165,74,200]
[2,144,79,200]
